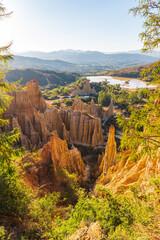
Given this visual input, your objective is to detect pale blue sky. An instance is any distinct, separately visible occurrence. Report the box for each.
[0,0,144,52]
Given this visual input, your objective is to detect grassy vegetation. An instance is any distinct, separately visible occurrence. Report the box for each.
[1,174,159,239]
[97,82,151,110]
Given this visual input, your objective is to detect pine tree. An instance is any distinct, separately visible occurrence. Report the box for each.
[130,0,160,53]
[0,2,30,219]
[118,0,160,157]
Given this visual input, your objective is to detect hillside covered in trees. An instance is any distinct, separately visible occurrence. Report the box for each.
[5,68,80,88]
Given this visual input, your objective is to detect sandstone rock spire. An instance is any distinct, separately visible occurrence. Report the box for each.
[3,79,65,149]
[97,150,160,194]
[71,79,97,96]
[26,79,46,112]
[71,98,114,120]
[40,135,85,176]
[22,135,85,193]
[99,125,117,176]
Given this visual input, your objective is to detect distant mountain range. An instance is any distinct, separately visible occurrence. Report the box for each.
[9,55,76,72]
[124,50,160,58]
[9,50,159,73]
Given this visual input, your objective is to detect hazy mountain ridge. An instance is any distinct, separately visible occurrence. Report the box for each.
[8,51,158,74]
[10,55,77,72]
[16,49,158,65]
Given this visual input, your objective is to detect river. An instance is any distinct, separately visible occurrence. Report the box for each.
[87,76,155,89]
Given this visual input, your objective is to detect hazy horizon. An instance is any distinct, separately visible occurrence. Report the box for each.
[13,48,142,54]
[1,0,144,53]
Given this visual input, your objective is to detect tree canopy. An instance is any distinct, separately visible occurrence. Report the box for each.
[130,0,160,53]
[117,1,160,157]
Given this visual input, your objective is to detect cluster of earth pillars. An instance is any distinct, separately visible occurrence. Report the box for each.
[3,78,160,196]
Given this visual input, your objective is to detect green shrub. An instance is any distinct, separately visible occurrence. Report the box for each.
[129,91,142,104]
[52,101,61,107]
[64,99,74,106]
[0,226,9,240]
[0,129,31,219]
[31,192,60,231]
[138,88,150,99]
[49,190,136,239]
[98,90,112,106]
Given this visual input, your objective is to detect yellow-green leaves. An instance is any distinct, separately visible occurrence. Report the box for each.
[130,0,160,53]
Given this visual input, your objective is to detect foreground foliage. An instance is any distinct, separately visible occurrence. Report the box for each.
[117,88,160,157]
[1,176,159,239]
[130,0,160,52]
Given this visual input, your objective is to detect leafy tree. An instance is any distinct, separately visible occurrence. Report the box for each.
[138,88,150,98]
[117,1,160,157]
[64,98,74,106]
[140,60,160,84]
[117,95,160,155]
[0,2,30,219]
[0,2,13,73]
[129,91,141,104]
[130,1,160,84]
[0,2,14,125]
[98,90,112,106]
[130,0,160,52]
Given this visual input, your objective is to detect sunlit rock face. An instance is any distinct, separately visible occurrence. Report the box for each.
[72,79,97,96]
[40,135,85,177]
[22,135,85,193]
[97,125,160,193]
[3,79,104,149]
[71,98,114,120]
[99,125,117,175]
[59,108,104,147]
[3,79,65,149]
[26,79,47,112]
[98,151,160,193]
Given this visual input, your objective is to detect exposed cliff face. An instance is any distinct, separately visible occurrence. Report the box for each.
[71,98,113,120]
[4,79,104,149]
[72,79,97,96]
[59,109,104,147]
[22,135,85,192]
[98,150,160,193]
[97,125,160,193]
[3,79,65,149]
[26,79,46,112]
[40,135,85,176]
[99,125,117,175]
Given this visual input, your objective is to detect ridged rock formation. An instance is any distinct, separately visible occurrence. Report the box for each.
[72,98,114,120]
[4,79,104,149]
[98,150,160,193]
[26,79,46,112]
[59,109,104,147]
[40,135,85,176]
[97,126,160,193]
[22,135,85,193]
[72,79,97,96]
[97,124,160,193]
[99,125,117,175]
[3,79,66,149]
